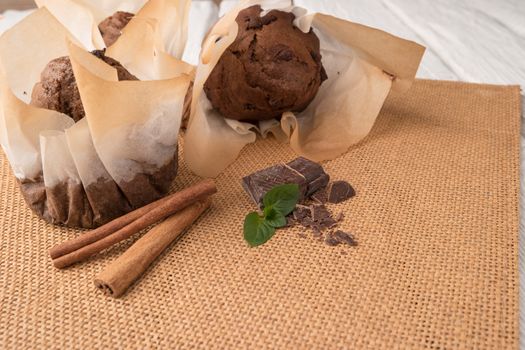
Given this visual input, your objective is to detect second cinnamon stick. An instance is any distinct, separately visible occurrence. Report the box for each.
[94,199,211,297]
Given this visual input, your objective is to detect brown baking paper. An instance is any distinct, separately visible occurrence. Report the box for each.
[0,3,190,228]
[184,0,425,177]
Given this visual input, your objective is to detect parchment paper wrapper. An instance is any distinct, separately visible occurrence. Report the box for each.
[35,0,190,58]
[0,4,191,228]
[184,0,425,177]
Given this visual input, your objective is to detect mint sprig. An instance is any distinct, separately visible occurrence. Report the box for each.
[244,184,300,247]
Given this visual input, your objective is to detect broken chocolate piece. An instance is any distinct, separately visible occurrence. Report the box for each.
[242,157,329,206]
[333,230,357,246]
[242,163,307,206]
[311,187,328,204]
[286,157,330,197]
[327,181,356,204]
[292,204,311,221]
[311,205,338,230]
[311,180,356,204]
[324,234,341,246]
[308,173,330,196]
[312,227,323,239]
[310,204,331,221]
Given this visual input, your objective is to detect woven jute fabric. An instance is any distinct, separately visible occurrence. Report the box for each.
[0,80,520,349]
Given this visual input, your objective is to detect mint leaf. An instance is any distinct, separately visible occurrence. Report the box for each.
[243,184,300,247]
[262,184,300,216]
[263,205,274,217]
[244,212,276,247]
[265,208,287,228]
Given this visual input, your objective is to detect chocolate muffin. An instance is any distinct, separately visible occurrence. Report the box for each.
[98,11,134,47]
[31,50,138,122]
[203,5,327,122]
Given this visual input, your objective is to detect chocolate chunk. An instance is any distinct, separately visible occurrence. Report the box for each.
[242,163,307,206]
[327,181,356,204]
[332,230,357,246]
[286,157,330,197]
[242,157,329,207]
[308,173,330,197]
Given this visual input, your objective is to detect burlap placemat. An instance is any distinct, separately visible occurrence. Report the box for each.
[0,80,520,349]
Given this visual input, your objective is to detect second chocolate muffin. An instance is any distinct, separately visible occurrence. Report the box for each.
[204,5,327,122]
[31,50,138,122]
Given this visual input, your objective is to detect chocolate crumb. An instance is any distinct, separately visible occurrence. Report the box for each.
[292,204,311,221]
[333,230,357,246]
[325,234,341,246]
[310,204,330,221]
[327,180,356,204]
[312,227,323,239]
[310,205,338,230]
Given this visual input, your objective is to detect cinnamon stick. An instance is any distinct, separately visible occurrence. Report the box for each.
[94,199,211,297]
[51,179,217,268]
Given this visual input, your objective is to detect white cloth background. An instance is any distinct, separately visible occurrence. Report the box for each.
[1,0,524,346]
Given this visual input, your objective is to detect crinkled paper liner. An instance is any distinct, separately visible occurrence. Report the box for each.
[0,0,191,228]
[184,0,425,178]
